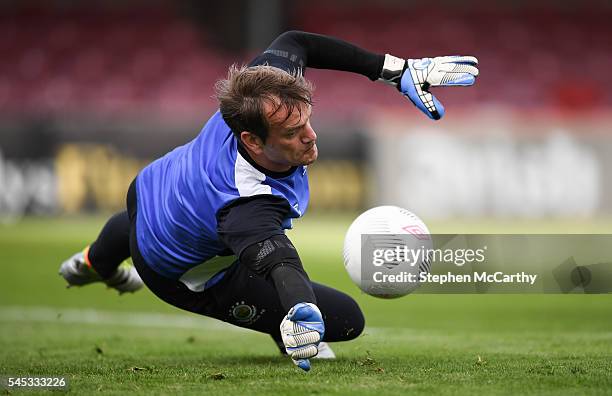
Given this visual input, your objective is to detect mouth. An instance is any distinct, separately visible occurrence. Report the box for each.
[304,144,316,154]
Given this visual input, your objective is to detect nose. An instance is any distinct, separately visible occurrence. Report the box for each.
[301,124,317,144]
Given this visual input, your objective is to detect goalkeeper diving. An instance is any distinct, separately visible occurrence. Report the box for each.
[59,31,478,371]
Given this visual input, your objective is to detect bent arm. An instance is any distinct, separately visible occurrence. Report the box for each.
[217,195,315,311]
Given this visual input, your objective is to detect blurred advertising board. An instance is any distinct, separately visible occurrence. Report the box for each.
[369,111,612,219]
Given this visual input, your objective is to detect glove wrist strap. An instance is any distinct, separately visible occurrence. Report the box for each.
[378,54,406,88]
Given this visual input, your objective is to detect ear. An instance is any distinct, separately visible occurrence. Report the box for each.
[240,131,264,155]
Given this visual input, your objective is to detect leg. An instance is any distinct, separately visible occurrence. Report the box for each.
[128,248,364,343]
[59,209,142,293]
[88,211,131,278]
[204,262,365,342]
[128,227,217,315]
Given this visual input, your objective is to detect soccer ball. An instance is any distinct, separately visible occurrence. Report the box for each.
[343,206,432,298]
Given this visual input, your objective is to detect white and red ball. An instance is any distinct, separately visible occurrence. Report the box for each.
[343,206,432,298]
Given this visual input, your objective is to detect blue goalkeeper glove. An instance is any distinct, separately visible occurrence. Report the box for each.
[379,54,479,120]
[279,302,325,372]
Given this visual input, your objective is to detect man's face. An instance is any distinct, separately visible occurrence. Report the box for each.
[261,101,318,170]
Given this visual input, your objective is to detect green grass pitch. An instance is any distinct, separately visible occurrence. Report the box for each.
[1,215,611,395]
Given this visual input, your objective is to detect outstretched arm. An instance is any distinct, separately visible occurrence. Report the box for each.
[250,30,479,120]
[249,30,384,81]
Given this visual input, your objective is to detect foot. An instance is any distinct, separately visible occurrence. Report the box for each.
[312,342,336,359]
[59,250,143,294]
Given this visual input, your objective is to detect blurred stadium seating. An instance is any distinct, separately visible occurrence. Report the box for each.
[1,1,610,121]
[0,3,231,119]
[289,0,612,115]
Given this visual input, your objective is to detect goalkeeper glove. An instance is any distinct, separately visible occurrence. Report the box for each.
[379,54,479,120]
[280,302,325,372]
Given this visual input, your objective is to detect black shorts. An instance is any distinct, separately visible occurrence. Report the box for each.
[126,180,364,342]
